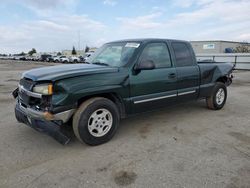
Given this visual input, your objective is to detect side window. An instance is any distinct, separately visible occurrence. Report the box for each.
[140,43,172,68]
[172,42,195,67]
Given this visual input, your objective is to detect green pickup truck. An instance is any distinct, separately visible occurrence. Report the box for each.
[13,39,234,145]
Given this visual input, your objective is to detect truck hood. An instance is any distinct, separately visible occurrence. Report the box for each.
[23,64,119,82]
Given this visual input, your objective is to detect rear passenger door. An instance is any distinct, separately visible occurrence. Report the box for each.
[171,42,200,101]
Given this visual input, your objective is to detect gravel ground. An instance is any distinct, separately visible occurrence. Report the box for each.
[0,60,249,188]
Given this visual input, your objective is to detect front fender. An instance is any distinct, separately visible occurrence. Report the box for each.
[51,70,130,106]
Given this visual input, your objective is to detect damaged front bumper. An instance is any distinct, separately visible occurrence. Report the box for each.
[13,88,75,145]
[15,103,74,145]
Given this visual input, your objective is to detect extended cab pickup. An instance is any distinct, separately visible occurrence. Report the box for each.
[13,39,234,145]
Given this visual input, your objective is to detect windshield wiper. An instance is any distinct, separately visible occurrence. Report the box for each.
[92,62,109,66]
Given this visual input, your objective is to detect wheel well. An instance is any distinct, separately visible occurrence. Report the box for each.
[77,93,126,118]
[216,76,228,84]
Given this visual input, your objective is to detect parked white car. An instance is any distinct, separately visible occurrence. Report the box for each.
[69,56,80,63]
[52,56,60,63]
[14,56,22,60]
[83,51,95,62]
[53,56,69,63]
[60,56,70,63]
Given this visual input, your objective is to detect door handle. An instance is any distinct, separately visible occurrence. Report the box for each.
[168,73,176,79]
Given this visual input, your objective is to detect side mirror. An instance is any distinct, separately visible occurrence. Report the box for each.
[135,60,155,70]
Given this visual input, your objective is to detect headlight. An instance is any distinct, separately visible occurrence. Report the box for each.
[33,83,53,95]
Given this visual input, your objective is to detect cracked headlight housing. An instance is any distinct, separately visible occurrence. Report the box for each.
[33,83,53,95]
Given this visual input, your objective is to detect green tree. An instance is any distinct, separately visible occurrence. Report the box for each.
[85,46,90,53]
[19,52,26,56]
[28,48,37,56]
[57,52,62,56]
[72,46,77,55]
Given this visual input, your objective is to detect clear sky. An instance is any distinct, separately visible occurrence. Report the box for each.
[0,0,249,53]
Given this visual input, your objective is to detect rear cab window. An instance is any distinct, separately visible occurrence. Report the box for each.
[171,42,195,67]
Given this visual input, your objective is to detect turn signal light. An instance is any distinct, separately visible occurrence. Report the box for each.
[44,111,54,120]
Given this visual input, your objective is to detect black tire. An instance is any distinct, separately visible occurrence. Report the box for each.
[206,82,227,110]
[63,60,68,63]
[55,60,59,63]
[73,97,120,146]
[73,60,78,64]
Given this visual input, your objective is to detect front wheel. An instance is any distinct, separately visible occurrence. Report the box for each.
[73,97,120,145]
[206,82,227,110]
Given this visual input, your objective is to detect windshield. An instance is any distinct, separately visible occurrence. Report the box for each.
[88,42,140,67]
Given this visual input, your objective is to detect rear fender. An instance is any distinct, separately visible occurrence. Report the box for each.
[199,63,234,98]
[200,63,234,85]
[213,63,234,86]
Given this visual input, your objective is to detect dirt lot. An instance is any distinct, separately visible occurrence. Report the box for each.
[0,60,250,188]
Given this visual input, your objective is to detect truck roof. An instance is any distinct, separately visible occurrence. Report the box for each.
[108,38,188,44]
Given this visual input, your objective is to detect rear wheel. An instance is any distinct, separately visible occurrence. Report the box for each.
[73,97,120,145]
[206,82,227,110]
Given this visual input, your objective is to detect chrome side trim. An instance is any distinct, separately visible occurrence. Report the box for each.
[134,94,177,104]
[134,89,196,104]
[178,90,196,96]
[18,84,42,98]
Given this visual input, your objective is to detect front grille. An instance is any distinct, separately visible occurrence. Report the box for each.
[18,77,35,106]
[19,91,30,105]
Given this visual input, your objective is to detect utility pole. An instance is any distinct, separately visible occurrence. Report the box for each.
[78,30,81,51]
